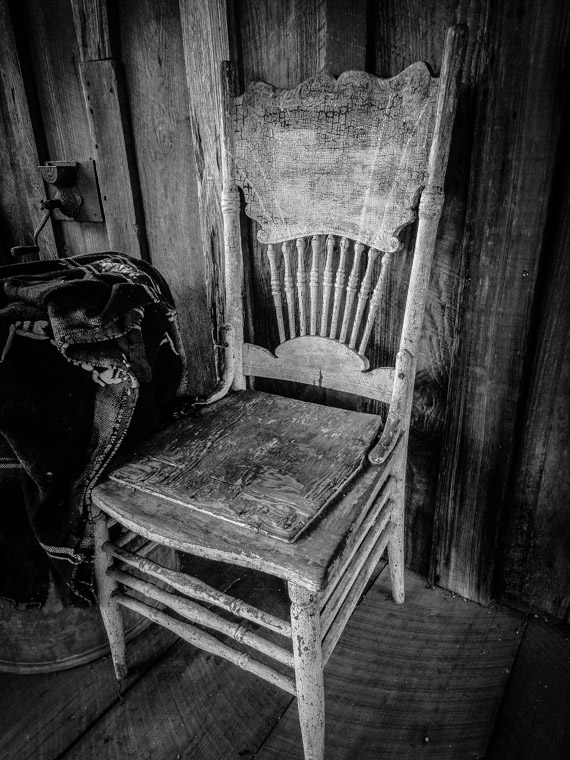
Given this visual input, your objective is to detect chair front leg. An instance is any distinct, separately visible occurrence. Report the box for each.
[388,448,407,604]
[93,508,128,680]
[288,582,325,760]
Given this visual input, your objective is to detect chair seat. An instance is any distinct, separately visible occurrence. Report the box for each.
[107,390,382,542]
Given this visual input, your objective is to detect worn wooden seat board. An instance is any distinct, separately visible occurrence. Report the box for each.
[94,457,393,592]
[109,390,381,542]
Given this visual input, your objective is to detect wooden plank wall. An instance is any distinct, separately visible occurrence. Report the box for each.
[372,0,478,577]
[118,0,216,394]
[0,0,569,620]
[12,0,110,256]
[0,0,58,259]
[430,0,570,612]
[494,40,570,622]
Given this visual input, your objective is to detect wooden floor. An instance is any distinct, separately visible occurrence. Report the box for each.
[1,565,568,759]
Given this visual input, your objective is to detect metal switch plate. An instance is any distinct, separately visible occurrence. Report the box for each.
[39,159,105,223]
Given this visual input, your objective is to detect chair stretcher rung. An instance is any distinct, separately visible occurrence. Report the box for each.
[109,567,294,668]
[321,520,396,664]
[320,484,393,612]
[320,502,392,636]
[115,591,297,696]
[103,541,291,637]
[115,529,138,547]
[115,532,157,559]
[136,540,159,558]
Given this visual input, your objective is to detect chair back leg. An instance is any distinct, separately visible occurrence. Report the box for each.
[289,583,325,760]
[93,509,128,680]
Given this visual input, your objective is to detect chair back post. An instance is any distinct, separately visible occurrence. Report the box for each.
[399,25,467,361]
[219,60,246,393]
[370,25,466,465]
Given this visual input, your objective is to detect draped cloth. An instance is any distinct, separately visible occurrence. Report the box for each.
[0,253,186,607]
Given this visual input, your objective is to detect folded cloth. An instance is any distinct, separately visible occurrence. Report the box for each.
[0,252,187,607]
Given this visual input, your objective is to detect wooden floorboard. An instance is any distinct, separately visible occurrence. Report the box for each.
[58,564,292,760]
[0,565,537,760]
[0,557,263,760]
[257,570,524,759]
[0,624,177,760]
[486,616,570,760]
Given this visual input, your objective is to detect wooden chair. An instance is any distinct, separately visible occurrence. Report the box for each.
[91,26,465,760]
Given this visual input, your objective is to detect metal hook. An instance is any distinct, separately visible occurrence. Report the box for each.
[10,199,62,260]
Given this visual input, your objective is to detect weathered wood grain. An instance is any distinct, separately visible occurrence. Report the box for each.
[258,569,524,760]
[371,0,478,578]
[235,67,438,252]
[71,0,148,259]
[496,88,570,621]
[0,0,57,260]
[243,340,395,403]
[374,0,463,78]
[77,59,147,259]
[93,510,128,680]
[71,0,116,62]
[432,0,570,604]
[17,0,109,254]
[93,455,393,592]
[108,390,382,542]
[0,623,177,760]
[318,0,367,76]
[232,0,321,91]
[178,0,230,385]
[105,542,292,636]
[117,0,216,395]
[289,583,325,759]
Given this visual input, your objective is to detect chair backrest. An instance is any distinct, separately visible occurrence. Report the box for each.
[219,27,465,414]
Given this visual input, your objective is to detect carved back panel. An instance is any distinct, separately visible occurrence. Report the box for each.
[225,63,445,403]
[234,65,439,252]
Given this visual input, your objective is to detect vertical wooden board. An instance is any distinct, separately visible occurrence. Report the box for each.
[371,0,477,575]
[432,0,570,604]
[257,569,524,760]
[71,0,116,62]
[233,0,321,90]
[79,59,148,259]
[504,346,570,620]
[486,618,570,760]
[0,0,57,261]
[374,0,463,77]
[496,136,570,621]
[118,0,216,395]
[70,0,148,258]
[178,0,231,384]
[319,0,366,76]
[16,0,109,255]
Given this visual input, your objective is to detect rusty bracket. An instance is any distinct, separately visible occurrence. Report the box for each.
[38,159,104,223]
